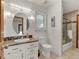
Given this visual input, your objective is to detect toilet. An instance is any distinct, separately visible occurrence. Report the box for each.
[39,37,52,58]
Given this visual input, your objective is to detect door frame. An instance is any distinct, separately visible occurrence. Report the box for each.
[76,14,79,48]
[0,0,4,59]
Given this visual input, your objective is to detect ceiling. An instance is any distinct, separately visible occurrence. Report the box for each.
[27,0,79,13]
[27,0,56,7]
[5,0,79,13]
[63,0,79,13]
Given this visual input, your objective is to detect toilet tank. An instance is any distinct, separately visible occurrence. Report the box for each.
[39,37,48,44]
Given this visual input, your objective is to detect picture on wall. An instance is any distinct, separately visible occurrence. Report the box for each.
[51,16,55,27]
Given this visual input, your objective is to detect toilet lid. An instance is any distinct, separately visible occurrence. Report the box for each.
[42,44,52,48]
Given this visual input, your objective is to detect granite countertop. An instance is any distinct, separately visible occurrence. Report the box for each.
[3,38,38,47]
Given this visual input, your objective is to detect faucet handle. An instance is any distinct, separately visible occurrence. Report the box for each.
[28,35,32,38]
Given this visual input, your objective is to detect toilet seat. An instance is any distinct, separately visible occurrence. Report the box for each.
[42,44,52,48]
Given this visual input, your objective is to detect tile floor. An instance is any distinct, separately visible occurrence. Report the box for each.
[39,48,79,59]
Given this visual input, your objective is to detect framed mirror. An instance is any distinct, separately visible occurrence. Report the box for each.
[13,16,23,34]
[13,13,29,35]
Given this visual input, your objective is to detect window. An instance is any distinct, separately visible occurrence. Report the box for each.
[36,15,44,28]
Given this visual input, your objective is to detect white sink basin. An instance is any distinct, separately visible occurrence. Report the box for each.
[14,38,30,43]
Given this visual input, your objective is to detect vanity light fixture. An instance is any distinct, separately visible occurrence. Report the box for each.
[10,3,32,13]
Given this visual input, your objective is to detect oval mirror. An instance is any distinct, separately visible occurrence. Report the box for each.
[13,13,29,35]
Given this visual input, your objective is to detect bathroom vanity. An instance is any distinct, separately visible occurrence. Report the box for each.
[3,38,38,59]
[3,0,47,59]
[3,3,39,59]
[3,5,38,59]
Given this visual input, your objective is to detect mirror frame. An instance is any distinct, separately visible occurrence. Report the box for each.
[13,16,23,34]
